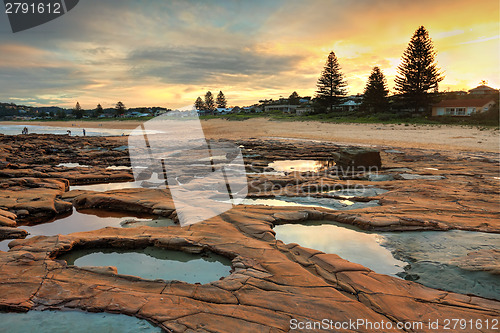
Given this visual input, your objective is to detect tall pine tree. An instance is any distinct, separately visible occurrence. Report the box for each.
[395,26,444,114]
[204,91,215,114]
[195,97,205,110]
[315,51,347,112]
[362,67,389,113]
[73,101,84,119]
[216,91,227,108]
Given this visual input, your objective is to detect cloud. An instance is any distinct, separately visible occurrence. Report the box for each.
[0,0,498,107]
[127,45,306,85]
[459,35,499,45]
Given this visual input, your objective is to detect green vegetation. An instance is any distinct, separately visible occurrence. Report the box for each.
[199,108,499,128]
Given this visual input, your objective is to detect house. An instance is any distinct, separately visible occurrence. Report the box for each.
[264,104,300,113]
[338,100,361,112]
[431,98,496,116]
[468,85,498,95]
[296,105,313,115]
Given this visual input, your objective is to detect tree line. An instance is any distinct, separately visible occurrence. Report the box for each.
[195,91,227,114]
[66,101,125,119]
[315,25,444,114]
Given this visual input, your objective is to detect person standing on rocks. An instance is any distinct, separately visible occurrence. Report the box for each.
[67,130,71,136]
[83,129,86,136]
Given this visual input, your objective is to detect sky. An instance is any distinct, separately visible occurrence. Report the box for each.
[0,0,498,109]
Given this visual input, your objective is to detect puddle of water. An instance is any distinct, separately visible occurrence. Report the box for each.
[56,163,90,168]
[268,160,335,173]
[224,197,378,210]
[273,196,379,210]
[106,165,132,170]
[398,173,445,180]
[0,209,172,252]
[70,180,143,191]
[18,208,158,237]
[327,187,388,197]
[274,221,406,276]
[60,246,232,284]
[275,221,499,299]
[120,218,175,228]
[71,172,168,192]
[0,310,161,333]
[368,174,394,181]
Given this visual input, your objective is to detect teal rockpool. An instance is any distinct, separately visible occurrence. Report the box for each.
[59,246,232,284]
[0,310,161,333]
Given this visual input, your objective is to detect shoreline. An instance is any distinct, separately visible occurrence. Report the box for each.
[1,118,498,153]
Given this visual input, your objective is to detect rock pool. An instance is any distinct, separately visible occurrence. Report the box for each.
[59,246,232,284]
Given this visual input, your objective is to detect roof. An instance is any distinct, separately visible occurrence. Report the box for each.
[340,100,360,106]
[468,85,498,93]
[433,98,496,108]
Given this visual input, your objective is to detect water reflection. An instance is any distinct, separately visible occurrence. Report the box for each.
[268,160,335,173]
[0,208,172,252]
[60,246,232,284]
[70,180,143,191]
[18,208,157,237]
[223,197,378,210]
[274,221,500,299]
[274,221,406,276]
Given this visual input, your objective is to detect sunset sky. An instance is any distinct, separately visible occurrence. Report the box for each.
[0,0,498,109]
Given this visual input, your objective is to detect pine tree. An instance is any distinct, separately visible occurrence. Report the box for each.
[395,26,444,114]
[115,101,126,116]
[204,91,215,114]
[216,91,227,108]
[315,51,347,112]
[195,97,205,110]
[362,67,389,113]
[73,101,84,119]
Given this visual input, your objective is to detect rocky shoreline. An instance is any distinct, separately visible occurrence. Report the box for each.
[0,133,498,332]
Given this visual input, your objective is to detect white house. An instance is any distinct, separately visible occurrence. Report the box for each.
[264,104,300,113]
[432,98,496,116]
[338,100,361,112]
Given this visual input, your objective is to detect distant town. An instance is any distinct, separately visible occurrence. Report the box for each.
[1,83,497,125]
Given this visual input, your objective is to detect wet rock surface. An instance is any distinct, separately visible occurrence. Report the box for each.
[1,211,499,332]
[0,134,498,331]
[451,249,500,275]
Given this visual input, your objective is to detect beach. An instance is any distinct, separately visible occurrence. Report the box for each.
[1,118,498,152]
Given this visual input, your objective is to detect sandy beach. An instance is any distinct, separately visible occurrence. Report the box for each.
[2,119,498,152]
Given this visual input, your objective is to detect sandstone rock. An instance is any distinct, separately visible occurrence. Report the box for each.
[334,147,382,169]
[15,209,29,216]
[0,227,27,240]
